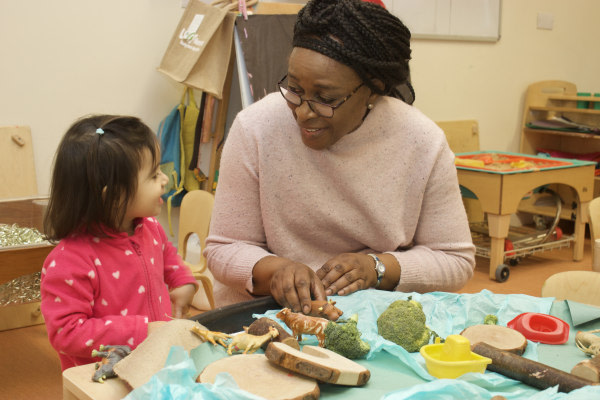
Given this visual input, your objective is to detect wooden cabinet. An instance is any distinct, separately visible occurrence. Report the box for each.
[519,81,600,220]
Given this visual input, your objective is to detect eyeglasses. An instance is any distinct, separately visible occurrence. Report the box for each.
[278,74,364,118]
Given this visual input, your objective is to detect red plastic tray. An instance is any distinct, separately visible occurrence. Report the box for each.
[507,312,569,344]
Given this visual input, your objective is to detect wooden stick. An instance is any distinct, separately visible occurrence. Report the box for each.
[472,342,598,392]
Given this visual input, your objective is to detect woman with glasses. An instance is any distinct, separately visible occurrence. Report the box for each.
[205,0,475,313]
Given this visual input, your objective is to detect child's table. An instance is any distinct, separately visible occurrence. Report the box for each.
[455,151,596,281]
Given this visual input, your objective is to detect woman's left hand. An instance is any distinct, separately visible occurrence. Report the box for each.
[316,253,377,296]
[169,284,197,318]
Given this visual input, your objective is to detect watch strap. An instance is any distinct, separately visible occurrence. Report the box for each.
[368,253,385,288]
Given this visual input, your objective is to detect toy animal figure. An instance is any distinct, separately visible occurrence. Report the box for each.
[191,326,232,348]
[575,329,600,356]
[91,345,132,383]
[307,299,343,321]
[276,308,329,346]
[227,326,279,355]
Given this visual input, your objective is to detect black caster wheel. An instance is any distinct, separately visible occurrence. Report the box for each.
[495,264,510,282]
[508,258,519,266]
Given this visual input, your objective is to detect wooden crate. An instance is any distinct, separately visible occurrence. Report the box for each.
[0,196,54,330]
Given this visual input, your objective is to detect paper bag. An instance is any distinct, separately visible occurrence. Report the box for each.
[158,0,235,99]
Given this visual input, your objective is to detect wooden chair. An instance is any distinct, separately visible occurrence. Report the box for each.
[435,120,480,153]
[541,271,600,306]
[178,190,215,310]
[436,120,483,223]
[589,197,600,272]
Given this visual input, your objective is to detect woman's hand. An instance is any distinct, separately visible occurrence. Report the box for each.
[316,253,377,296]
[169,283,197,318]
[269,261,327,314]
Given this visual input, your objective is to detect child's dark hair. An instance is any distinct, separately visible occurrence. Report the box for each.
[293,0,414,103]
[44,115,159,241]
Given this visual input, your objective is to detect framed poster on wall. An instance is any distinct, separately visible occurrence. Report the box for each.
[385,0,501,42]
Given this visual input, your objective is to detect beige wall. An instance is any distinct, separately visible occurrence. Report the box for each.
[1,0,599,197]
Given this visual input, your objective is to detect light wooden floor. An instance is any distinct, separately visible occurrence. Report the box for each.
[1,242,594,400]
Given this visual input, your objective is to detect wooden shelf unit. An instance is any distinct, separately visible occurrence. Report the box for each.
[521,81,600,154]
[520,80,600,200]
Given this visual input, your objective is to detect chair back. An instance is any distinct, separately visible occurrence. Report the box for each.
[436,120,480,153]
[178,190,214,269]
[589,197,600,272]
[541,271,600,306]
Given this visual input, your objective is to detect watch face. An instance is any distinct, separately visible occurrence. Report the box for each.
[376,262,385,276]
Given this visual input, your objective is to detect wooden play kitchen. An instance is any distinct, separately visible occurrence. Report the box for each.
[455,151,595,282]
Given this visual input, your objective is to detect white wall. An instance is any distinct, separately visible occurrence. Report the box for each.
[2,0,600,197]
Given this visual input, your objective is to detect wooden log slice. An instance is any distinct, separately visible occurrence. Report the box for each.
[460,324,527,355]
[199,354,319,400]
[265,342,370,386]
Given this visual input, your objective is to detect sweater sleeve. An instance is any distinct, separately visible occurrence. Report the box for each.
[40,245,148,362]
[204,115,273,295]
[391,141,475,293]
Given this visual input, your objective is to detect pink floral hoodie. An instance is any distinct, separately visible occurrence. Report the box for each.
[40,217,197,370]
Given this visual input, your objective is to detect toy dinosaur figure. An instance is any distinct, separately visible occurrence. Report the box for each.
[191,326,232,348]
[227,326,279,355]
[91,345,131,383]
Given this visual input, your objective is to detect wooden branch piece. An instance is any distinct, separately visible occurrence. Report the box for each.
[265,341,370,386]
[571,354,600,383]
[460,324,527,355]
[472,342,599,392]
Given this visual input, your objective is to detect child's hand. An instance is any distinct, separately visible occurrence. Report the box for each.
[169,284,196,318]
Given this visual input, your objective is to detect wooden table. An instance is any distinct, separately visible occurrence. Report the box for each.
[63,364,130,400]
[456,151,595,281]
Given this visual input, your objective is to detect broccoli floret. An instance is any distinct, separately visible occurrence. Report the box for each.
[323,314,370,359]
[377,298,432,352]
[483,314,498,325]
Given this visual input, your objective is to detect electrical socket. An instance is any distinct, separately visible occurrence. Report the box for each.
[537,12,554,30]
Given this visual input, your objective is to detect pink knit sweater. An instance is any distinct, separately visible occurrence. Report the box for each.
[205,93,475,306]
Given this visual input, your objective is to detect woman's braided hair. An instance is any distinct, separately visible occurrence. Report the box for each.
[293,0,414,103]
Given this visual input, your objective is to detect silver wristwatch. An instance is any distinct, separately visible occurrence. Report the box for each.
[368,254,385,288]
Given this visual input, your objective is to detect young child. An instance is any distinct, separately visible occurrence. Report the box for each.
[40,115,198,370]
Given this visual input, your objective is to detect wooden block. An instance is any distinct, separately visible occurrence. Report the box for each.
[0,126,37,198]
[265,342,370,386]
[199,353,319,400]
